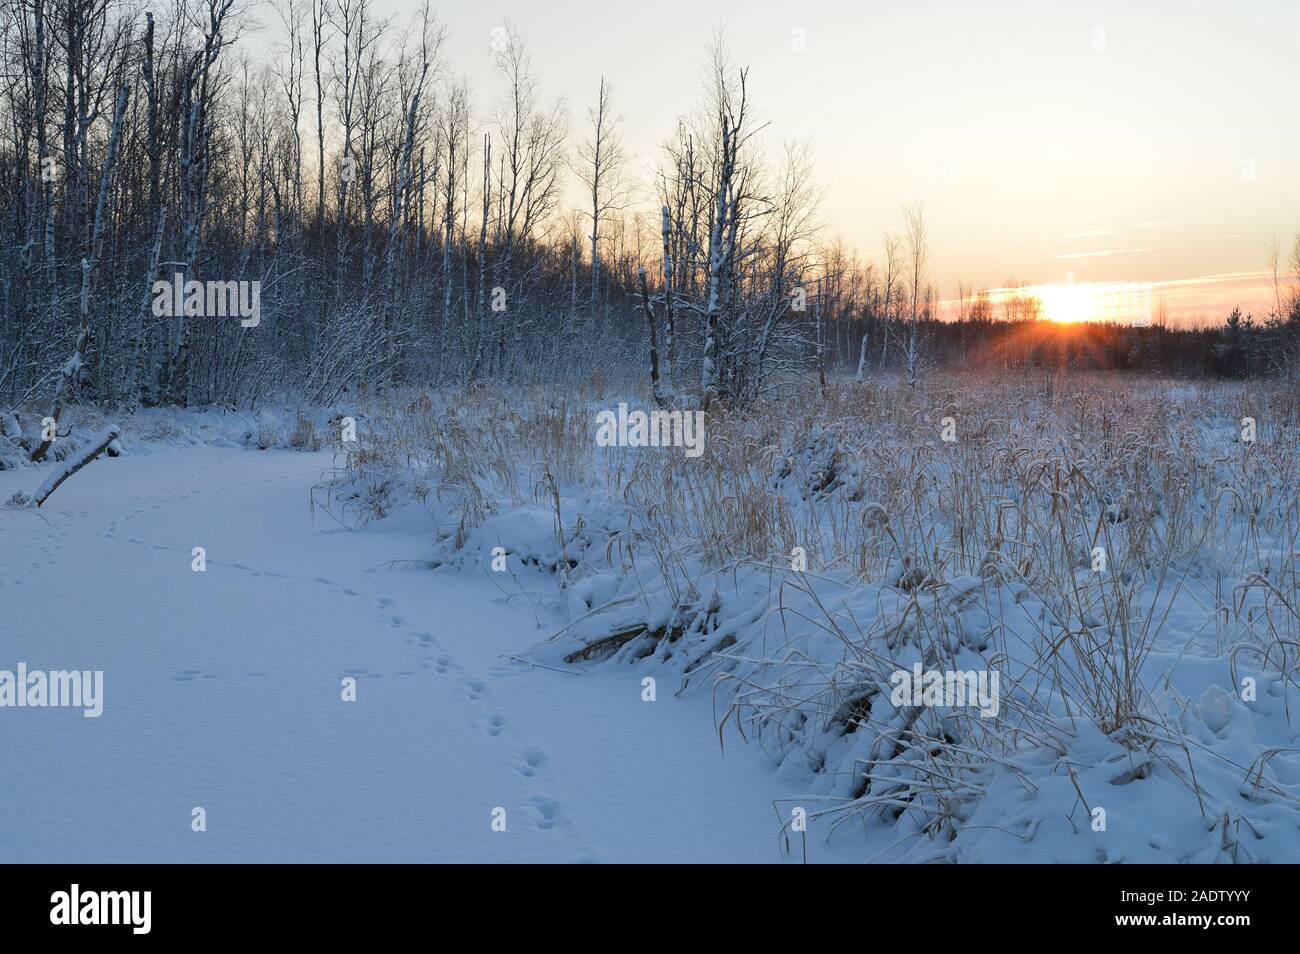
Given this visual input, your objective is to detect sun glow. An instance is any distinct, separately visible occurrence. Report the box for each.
[1037,282,1095,323]
[1011,280,1155,325]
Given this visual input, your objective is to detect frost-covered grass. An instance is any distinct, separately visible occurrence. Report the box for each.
[324,371,1300,861]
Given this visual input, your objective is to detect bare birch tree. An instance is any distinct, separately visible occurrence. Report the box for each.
[573,76,627,336]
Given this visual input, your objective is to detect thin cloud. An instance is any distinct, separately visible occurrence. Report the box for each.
[1148,270,1270,289]
[1054,248,1148,259]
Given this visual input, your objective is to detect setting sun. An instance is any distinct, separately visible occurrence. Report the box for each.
[1037,282,1095,323]
[973,279,1156,325]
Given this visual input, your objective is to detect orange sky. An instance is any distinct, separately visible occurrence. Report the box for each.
[939,270,1286,327]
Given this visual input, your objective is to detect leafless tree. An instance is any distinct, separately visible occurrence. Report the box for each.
[573,76,627,336]
[901,202,930,388]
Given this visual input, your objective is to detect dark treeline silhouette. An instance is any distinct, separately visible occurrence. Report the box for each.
[2,0,1297,436]
[817,309,1300,380]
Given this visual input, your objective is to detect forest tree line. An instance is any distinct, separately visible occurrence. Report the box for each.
[2,0,1297,428]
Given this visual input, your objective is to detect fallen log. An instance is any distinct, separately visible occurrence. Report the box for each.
[34,425,121,507]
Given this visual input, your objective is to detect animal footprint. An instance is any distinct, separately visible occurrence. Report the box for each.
[515,748,547,778]
[487,714,506,737]
[530,796,560,830]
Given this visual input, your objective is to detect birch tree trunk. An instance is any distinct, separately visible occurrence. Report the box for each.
[31,82,129,462]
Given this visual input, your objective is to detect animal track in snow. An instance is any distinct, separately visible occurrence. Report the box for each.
[529,795,561,830]
[514,747,547,778]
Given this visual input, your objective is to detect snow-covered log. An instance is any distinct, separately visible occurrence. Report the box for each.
[33,425,121,507]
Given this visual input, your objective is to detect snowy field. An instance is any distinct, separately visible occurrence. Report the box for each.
[0,436,795,863]
[3,372,1300,863]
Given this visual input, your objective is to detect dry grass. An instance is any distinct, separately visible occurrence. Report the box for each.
[332,370,1300,857]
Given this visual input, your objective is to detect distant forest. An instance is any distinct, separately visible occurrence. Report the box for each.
[827,303,1300,380]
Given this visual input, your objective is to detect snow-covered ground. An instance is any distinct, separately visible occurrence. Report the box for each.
[5,373,1300,865]
[0,444,796,863]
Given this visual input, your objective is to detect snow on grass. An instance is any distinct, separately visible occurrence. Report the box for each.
[8,371,1296,862]
[324,371,1300,862]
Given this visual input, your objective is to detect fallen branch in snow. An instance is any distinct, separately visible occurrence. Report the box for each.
[563,624,653,664]
[34,425,121,507]
[498,654,585,676]
[546,593,642,642]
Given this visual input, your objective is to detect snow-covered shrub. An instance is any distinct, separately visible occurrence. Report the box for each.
[288,415,320,451]
[0,434,23,471]
[142,413,187,442]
